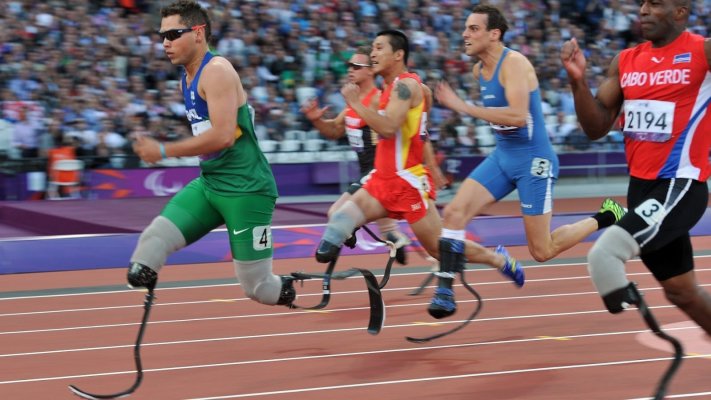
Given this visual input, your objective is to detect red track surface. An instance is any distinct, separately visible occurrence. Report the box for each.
[1,195,710,400]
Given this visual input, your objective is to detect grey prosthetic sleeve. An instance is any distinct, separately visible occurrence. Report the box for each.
[234,258,281,305]
[130,216,187,272]
[323,200,366,246]
[587,225,641,312]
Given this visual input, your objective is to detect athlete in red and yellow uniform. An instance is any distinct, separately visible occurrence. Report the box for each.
[362,71,436,224]
[315,30,513,284]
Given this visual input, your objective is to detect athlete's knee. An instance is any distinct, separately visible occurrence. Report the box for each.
[234,258,284,305]
[131,216,186,270]
[587,226,640,312]
[527,242,554,262]
[661,278,700,310]
[442,203,465,225]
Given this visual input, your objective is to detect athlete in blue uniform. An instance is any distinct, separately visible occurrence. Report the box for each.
[427,5,626,319]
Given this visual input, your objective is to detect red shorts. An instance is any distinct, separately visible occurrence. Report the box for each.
[363,172,436,224]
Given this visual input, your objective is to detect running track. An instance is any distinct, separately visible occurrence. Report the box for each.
[1,218,711,398]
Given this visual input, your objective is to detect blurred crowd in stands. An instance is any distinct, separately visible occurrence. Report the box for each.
[1,0,710,168]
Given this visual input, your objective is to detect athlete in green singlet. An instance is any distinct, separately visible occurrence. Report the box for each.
[128,0,295,306]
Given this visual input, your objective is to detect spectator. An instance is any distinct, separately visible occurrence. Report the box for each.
[2,0,708,164]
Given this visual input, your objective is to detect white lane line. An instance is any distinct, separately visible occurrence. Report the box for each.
[629,391,711,399]
[1,327,708,386]
[3,259,709,303]
[2,275,706,325]
[187,354,711,399]
[0,284,633,335]
[0,303,680,354]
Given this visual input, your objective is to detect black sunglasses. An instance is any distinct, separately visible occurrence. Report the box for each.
[347,62,371,71]
[158,24,206,41]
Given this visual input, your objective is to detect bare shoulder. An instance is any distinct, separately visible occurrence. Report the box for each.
[205,56,237,76]
[502,50,534,72]
[705,38,711,68]
[394,77,420,101]
[201,55,240,89]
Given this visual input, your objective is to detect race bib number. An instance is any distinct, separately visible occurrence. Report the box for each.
[634,199,666,226]
[252,226,272,251]
[622,100,674,142]
[191,120,212,136]
[530,157,552,178]
[420,112,429,138]
[346,127,364,150]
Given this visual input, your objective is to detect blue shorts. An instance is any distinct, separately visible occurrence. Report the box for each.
[468,149,559,215]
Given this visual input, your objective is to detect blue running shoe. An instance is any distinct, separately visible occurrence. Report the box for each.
[427,287,456,319]
[496,245,524,287]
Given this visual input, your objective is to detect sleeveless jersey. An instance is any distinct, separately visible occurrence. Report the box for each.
[479,48,556,157]
[181,52,277,196]
[373,72,428,183]
[344,87,379,175]
[618,31,711,180]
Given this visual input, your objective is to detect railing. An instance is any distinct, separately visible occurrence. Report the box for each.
[0,143,631,201]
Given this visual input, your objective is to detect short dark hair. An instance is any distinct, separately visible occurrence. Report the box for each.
[355,45,372,58]
[376,29,409,64]
[161,0,212,41]
[471,5,509,40]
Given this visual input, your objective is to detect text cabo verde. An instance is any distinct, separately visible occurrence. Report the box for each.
[621,69,691,87]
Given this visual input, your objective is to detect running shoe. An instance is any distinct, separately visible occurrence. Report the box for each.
[600,198,627,223]
[427,287,457,319]
[277,275,296,306]
[496,245,524,287]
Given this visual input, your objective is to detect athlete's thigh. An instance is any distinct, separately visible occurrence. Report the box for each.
[522,212,553,248]
[468,152,515,201]
[409,199,442,257]
[160,178,223,245]
[328,192,353,216]
[447,178,496,222]
[619,178,708,279]
[350,186,388,223]
[620,178,707,251]
[212,193,277,261]
[515,157,556,216]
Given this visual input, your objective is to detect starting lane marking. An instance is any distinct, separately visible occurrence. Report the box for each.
[412,321,443,327]
[537,335,572,341]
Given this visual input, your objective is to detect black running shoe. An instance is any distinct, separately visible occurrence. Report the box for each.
[277,275,296,306]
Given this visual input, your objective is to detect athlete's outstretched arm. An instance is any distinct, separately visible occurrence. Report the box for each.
[301,99,347,139]
[436,54,531,128]
[561,38,623,140]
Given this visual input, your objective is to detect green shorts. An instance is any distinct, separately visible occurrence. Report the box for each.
[160,178,276,261]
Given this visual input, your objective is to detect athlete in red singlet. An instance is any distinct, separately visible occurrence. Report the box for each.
[315,30,514,285]
[561,0,711,334]
[301,47,411,264]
